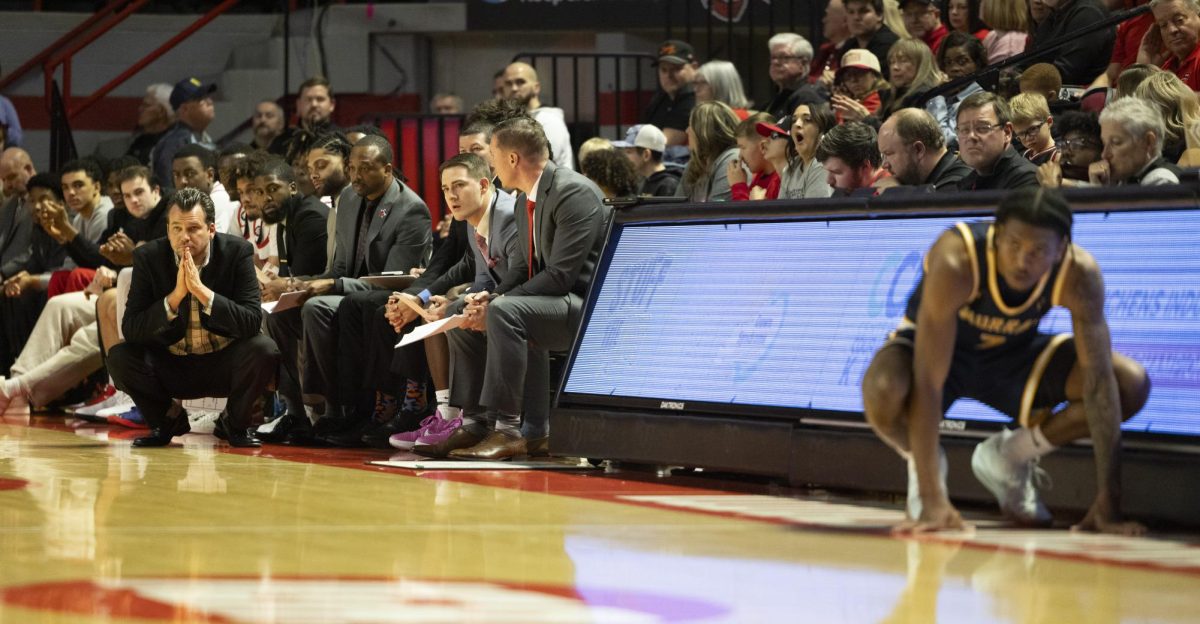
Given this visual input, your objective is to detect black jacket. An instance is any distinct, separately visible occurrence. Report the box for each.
[959,147,1040,191]
[641,168,682,197]
[122,233,263,349]
[277,194,330,278]
[926,151,974,191]
[1026,0,1114,85]
[63,196,170,269]
[838,25,901,80]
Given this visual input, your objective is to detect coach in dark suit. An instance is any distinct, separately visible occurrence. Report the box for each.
[417,116,608,460]
[108,188,280,448]
[265,135,432,433]
[252,156,329,279]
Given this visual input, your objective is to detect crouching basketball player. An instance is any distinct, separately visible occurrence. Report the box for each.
[861,188,1149,535]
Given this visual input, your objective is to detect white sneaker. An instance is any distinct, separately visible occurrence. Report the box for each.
[971,430,1052,526]
[94,395,139,419]
[906,447,948,520]
[75,390,134,418]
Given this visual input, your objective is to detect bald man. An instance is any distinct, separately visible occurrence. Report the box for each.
[0,148,35,281]
[502,62,575,171]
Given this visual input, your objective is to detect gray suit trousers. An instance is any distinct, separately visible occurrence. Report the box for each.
[446,294,575,437]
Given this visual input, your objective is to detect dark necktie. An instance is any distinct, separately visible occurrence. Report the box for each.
[353,198,375,276]
[526,198,536,279]
[474,231,496,269]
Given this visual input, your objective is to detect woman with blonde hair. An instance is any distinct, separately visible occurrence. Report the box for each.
[981,0,1028,64]
[883,0,913,38]
[883,38,946,118]
[1133,71,1200,165]
[677,101,742,202]
[693,60,754,119]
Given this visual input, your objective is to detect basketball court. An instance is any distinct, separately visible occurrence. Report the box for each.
[1,414,1197,623]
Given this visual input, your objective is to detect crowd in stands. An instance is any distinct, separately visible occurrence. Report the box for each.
[0,0,1197,454]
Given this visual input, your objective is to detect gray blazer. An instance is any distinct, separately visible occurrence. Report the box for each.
[468,189,519,292]
[497,161,609,321]
[0,196,32,280]
[325,177,432,292]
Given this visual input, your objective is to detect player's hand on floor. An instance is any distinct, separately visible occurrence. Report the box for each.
[893,499,973,535]
[1071,501,1147,536]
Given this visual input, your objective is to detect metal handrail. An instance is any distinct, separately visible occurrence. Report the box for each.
[43,0,242,121]
[0,0,132,94]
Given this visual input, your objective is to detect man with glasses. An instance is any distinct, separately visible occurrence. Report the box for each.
[764,33,827,118]
[1009,93,1058,165]
[1036,111,1103,187]
[901,0,948,53]
[150,78,217,189]
[955,92,1040,191]
[877,108,973,190]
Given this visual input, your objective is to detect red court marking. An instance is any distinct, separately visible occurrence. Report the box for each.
[0,581,233,622]
[22,418,1200,578]
[0,478,29,491]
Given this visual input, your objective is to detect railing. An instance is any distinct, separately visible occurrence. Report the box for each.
[45,0,242,121]
[359,113,465,227]
[0,0,135,94]
[661,0,822,100]
[511,52,657,147]
[48,81,78,171]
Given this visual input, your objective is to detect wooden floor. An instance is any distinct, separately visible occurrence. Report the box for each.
[1,414,1199,623]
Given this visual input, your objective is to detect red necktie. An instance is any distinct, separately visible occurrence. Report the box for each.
[526,198,536,278]
[474,231,495,268]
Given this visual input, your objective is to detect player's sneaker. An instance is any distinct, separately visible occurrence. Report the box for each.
[107,406,148,429]
[412,416,463,447]
[388,414,439,450]
[971,430,1052,526]
[74,389,133,419]
[906,447,948,520]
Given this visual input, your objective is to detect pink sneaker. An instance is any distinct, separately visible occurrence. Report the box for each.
[414,416,463,446]
[388,414,439,450]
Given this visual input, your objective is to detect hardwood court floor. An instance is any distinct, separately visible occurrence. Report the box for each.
[1,414,1199,623]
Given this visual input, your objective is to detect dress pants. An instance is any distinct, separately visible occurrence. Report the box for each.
[10,291,102,407]
[107,335,280,431]
[263,294,342,413]
[333,289,425,409]
[0,291,46,374]
[446,294,574,438]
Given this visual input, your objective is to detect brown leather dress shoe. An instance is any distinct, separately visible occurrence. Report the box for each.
[412,426,483,458]
[526,436,550,457]
[448,431,528,461]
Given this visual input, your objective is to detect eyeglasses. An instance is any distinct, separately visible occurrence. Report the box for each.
[1059,137,1100,151]
[770,55,805,64]
[1015,121,1046,142]
[955,122,1002,139]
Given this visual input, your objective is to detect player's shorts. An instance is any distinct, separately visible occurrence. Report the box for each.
[887,329,1078,428]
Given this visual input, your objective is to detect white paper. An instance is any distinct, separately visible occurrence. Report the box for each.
[262,290,305,314]
[396,314,466,347]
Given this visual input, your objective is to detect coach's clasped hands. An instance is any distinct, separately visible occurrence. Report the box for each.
[169,249,213,311]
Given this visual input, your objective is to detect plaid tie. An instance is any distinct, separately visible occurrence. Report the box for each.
[474,231,496,268]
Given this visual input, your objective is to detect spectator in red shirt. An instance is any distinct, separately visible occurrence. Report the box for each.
[944,0,991,41]
[832,49,892,123]
[813,0,854,81]
[1138,0,1200,90]
[727,113,781,200]
[903,0,950,52]
[1094,0,1154,87]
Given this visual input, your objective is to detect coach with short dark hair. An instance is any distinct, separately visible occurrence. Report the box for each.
[108,188,280,448]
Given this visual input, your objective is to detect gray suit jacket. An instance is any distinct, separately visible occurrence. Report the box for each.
[497,161,609,320]
[325,177,432,292]
[0,196,32,280]
[469,189,519,292]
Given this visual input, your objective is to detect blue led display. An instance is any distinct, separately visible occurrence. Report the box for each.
[564,209,1200,436]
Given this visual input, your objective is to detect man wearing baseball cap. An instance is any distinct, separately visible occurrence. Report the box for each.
[900,0,948,53]
[642,40,699,151]
[149,77,217,189]
[615,124,680,197]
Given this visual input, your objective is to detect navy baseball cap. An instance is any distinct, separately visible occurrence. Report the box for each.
[169,77,217,110]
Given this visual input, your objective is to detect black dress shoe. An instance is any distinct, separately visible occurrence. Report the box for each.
[132,415,191,447]
[361,410,426,449]
[317,419,373,447]
[412,426,484,458]
[257,412,307,444]
[226,432,262,448]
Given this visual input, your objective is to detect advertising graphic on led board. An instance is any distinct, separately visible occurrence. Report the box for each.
[563,209,1200,437]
